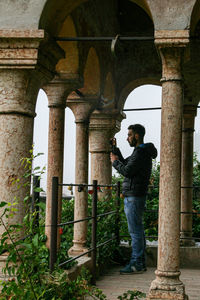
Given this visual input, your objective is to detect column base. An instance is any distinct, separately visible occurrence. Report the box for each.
[0,254,8,277]
[180,232,195,246]
[146,292,188,300]
[68,241,89,257]
[147,270,188,300]
[0,254,18,283]
[180,239,195,247]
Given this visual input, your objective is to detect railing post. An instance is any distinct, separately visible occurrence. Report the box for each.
[115,181,121,246]
[49,176,59,273]
[32,175,40,228]
[91,180,98,285]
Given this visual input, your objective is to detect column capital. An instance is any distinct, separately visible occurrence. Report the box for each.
[43,74,81,108]
[67,94,99,123]
[155,30,189,82]
[37,35,65,83]
[0,70,37,117]
[89,109,125,153]
[89,109,126,133]
[182,105,196,134]
[155,30,189,48]
[0,29,44,69]
[183,104,197,117]
[0,30,65,87]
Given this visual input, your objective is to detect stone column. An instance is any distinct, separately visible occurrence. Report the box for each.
[43,77,77,249]
[0,30,64,275]
[180,105,196,246]
[0,30,44,241]
[89,110,125,198]
[67,97,98,256]
[147,30,189,300]
[0,30,64,272]
[0,70,36,234]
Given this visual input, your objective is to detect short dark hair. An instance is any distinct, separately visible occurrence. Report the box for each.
[128,124,145,139]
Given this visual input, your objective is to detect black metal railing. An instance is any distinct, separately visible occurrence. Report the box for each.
[6,177,200,281]
[49,177,121,284]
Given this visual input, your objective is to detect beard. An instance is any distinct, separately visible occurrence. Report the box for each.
[129,137,137,147]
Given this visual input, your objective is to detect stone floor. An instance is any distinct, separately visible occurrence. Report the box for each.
[95,265,200,300]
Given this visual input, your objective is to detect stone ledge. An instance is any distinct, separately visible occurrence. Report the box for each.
[0,30,44,39]
[119,244,200,268]
[0,255,92,287]
[66,256,92,281]
[155,30,189,47]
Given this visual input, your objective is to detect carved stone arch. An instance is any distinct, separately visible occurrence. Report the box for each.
[39,0,153,35]
[129,0,153,22]
[190,0,200,35]
[80,47,101,96]
[56,15,79,77]
[39,0,87,35]
[118,77,160,110]
[102,72,115,108]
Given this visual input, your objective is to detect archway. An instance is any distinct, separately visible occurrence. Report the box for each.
[115,84,161,163]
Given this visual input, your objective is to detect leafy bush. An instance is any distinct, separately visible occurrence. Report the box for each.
[59,187,123,267]
[0,151,106,299]
[87,192,120,265]
[117,290,146,300]
[192,154,200,239]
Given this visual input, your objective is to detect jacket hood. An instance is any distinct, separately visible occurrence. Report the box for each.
[138,143,157,159]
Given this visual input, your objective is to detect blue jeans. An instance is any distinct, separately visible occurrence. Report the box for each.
[124,196,146,269]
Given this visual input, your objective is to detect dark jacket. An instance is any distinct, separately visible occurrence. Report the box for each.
[112,143,157,196]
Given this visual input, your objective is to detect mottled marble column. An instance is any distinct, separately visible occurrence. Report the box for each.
[0,30,43,240]
[67,97,98,256]
[180,105,196,246]
[148,30,189,300]
[43,78,74,249]
[89,110,125,198]
[0,30,64,274]
[0,70,36,237]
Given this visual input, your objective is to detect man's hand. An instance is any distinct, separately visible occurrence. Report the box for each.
[110,152,119,163]
[110,138,117,147]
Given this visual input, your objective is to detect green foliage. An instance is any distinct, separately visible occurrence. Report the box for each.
[87,193,119,264]
[144,161,159,239]
[1,266,107,300]
[57,198,75,267]
[192,154,200,238]
[0,150,106,300]
[6,150,200,299]
[0,151,49,299]
[117,290,146,300]
[60,188,123,266]
[112,175,129,243]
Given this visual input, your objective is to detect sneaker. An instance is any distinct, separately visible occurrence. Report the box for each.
[120,264,143,275]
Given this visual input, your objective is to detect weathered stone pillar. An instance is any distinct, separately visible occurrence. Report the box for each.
[0,70,35,235]
[180,105,196,246]
[0,30,44,238]
[89,109,125,198]
[147,31,189,300]
[0,30,64,275]
[67,96,98,256]
[43,77,77,248]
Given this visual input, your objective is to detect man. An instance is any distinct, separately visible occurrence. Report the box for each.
[110,124,157,274]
